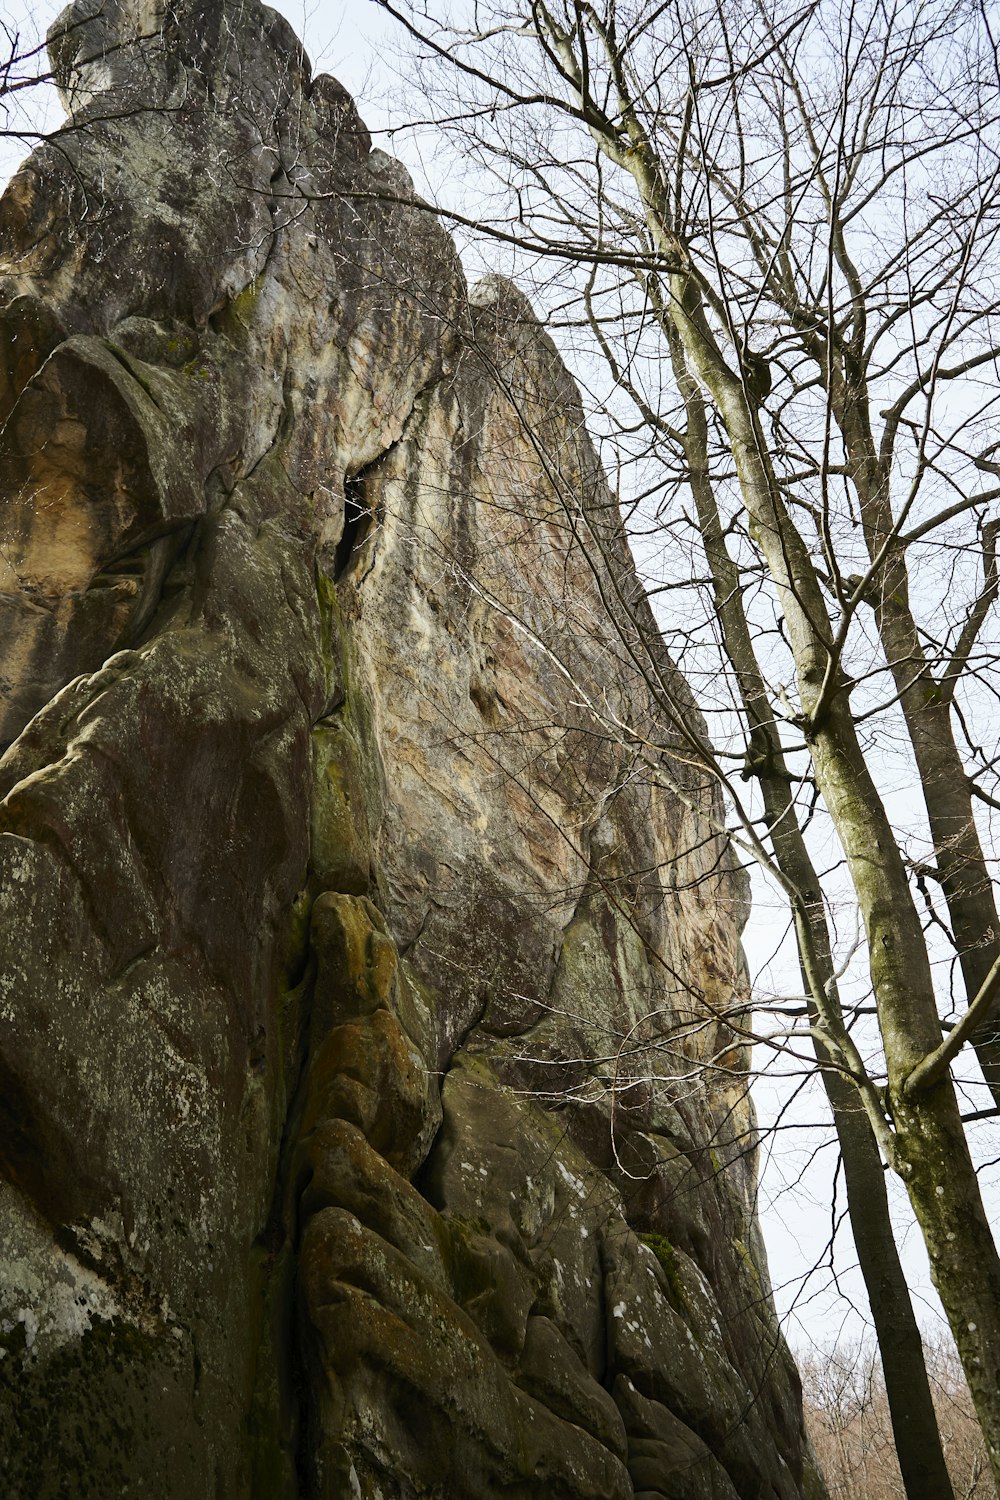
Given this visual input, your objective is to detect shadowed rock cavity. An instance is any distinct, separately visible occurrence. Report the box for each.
[0,2,825,1497]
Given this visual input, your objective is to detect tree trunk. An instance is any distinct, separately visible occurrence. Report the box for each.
[837,412,1000,1102]
[670,341,956,1500]
[799,581,1000,1499]
[666,273,1000,1490]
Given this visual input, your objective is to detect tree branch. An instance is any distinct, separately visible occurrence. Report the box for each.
[905,951,1000,1097]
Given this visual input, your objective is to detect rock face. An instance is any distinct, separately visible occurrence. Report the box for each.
[0,4,823,1496]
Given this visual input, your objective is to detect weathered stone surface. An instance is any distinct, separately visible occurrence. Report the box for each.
[0,2,824,1497]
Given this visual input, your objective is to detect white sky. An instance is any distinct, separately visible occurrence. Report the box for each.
[4,0,994,1359]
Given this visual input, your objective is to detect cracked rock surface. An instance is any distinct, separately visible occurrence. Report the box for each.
[0,3,824,1496]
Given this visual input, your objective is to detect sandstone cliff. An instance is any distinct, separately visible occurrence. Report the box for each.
[0,3,822,1495]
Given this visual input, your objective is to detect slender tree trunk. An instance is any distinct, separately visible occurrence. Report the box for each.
[664,271,1000,1490]
[808,701,1000,1486]
[835,1098,957,1500]
[670,338,956,1500]
[837,410,1000,1100]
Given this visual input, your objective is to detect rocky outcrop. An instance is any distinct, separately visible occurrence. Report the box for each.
[0,3,823,1496]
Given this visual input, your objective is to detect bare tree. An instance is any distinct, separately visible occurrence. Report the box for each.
[801,1336,996,1499]
[365,0,1000,1488]
[0,9,61,174]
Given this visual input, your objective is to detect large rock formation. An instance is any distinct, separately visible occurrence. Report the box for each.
[0,3,823,1495]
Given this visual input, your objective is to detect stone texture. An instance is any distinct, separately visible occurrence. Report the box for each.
[0,2,825,1496]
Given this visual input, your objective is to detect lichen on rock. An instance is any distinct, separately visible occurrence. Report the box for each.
[0,2,823,1496]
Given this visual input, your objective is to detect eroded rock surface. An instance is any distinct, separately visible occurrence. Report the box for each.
[0,3,823,1496]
